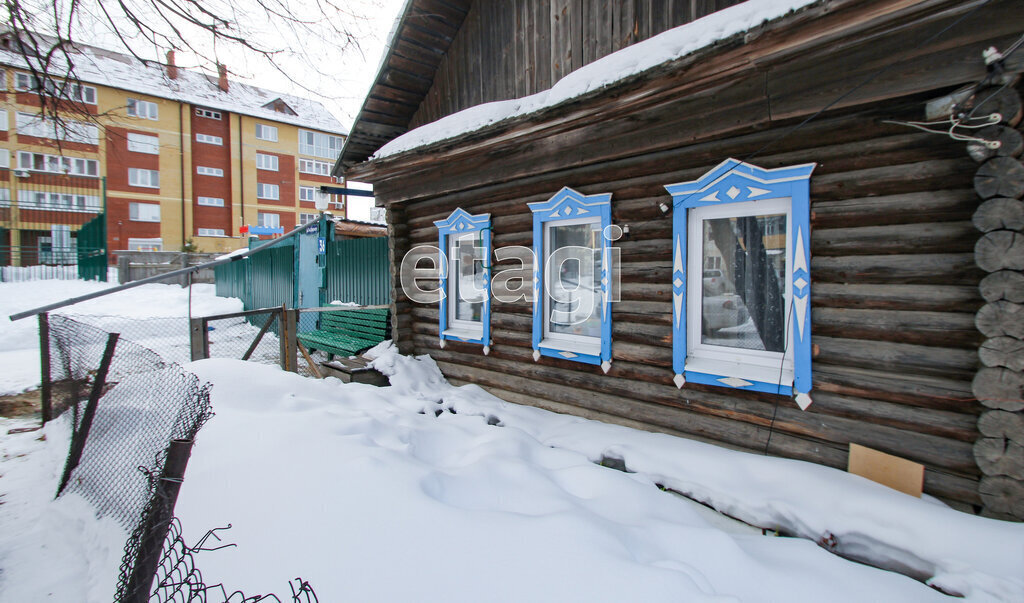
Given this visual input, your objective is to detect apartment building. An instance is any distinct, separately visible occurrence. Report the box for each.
[0,34,347,265]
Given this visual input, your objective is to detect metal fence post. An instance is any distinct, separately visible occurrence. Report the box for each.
[57,332,119,495]
[39,313,52,424]
[123,438,195,603]
[286,308,298,373]
[189,317,209,361]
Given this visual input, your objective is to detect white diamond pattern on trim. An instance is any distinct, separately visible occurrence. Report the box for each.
[532,349,540,362]
[601,360,611,374]
[674,237,684,273]
[748,186,771,197]
[700,191,719,202]
[674,292,683,328]
[673,277,684,288]
[551,209,561,218]
[727,186,740,199]
[718,376,753,388]
[794,277,808,290]
[483,346,490,356]
[794,295,808,339]
[559,351,578,359]
[793,228,808,273]
[673,374,686,389]
[795,392,813,410]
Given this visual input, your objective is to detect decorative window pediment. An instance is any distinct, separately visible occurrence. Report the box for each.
[435,208,491,353]
[529,187,613,371]
[665,159,815,408]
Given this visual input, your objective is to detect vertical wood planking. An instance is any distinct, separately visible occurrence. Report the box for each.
[613,0,637,52]
[535,0,552,92]
[551,0,572,83]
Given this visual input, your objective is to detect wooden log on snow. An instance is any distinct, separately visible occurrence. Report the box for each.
[972,197,1024,232]
[972,367,1024,411]
[978,476,1024,519]
[975,231,1024,272]
[973,157,1024,200]
[975,301,1024,339]
[979,270,1024,303]
[979,337,1024,372]
[966,125,1024,163]
[978,409,1024,444]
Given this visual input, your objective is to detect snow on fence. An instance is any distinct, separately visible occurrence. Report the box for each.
[40,313,318,602]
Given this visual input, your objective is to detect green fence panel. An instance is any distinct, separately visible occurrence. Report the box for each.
[326,237,390,306]
[76,211,108,282]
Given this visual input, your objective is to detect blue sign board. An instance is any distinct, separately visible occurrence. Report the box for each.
[249,226,284,235]
[318,237,326,254]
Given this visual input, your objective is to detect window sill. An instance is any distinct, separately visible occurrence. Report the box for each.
[443,327,483,341]
[538,338,601,358]
[684,356,793,391]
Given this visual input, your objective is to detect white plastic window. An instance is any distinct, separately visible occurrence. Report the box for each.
[197,197,225,207]
[257,212,280,228]
[685,198,793,386]
[127,133,159,154]
[256,153,279,171]
[256,183,279,200]
[448,231,486,334]
[196,166,224,177]
[541,216,604,356]
[198,228,225,236]
[130,202,161,222]
[127,99,159,119]
[128,168,159,188]
[196,133,223,145]
[255,123,278,142]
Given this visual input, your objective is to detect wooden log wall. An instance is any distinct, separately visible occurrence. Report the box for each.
[408,0,743,129]
[967,84,1024,521]
[385,96,1000,510]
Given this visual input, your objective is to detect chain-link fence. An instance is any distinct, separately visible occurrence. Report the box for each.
[41,312,318,602]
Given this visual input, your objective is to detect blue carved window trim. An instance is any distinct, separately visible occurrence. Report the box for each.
[664,159,815,407]
[528,187,613,372]
[434,208,491,354]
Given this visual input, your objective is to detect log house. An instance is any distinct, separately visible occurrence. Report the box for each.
[337,0,1024,518]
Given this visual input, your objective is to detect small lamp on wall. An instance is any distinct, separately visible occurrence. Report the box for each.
[315,190,329,212]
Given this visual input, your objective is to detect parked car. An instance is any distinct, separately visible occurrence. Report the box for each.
[702,293,750,335]
[703,269,726,296]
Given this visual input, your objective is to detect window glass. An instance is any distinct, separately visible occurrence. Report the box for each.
[130,202,161,221]
[298,129,343,159]
[698,213,787,352]
[450,233,486,326]
[255,123,278,141]
[256,183,279,199]
[545,220,603,340]
[129,168,159,188]
[257,212,280,228]
[196,133,223,145]
[127,98,158,119]
[256,153,278,171]
[196,166,224,177]
[197,196,225,207]
[195,108,221,119]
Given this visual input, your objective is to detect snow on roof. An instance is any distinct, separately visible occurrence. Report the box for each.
[0,40,347,135]
[371,0,819,160]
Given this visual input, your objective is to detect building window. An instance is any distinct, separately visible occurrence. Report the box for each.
[195,133,223,145]
[127,133,159,154]
[198,228,225,237]
[0,69,5,91]
[255,123,278,142]
[256,183,279,200]
[16,111,98,145]
[129,202,161,222]
[528,187,613,371]
[256,153,278,171]
[196,166,224,177]
[15,72,95,104]
[127,98,159,120]
[257,212,280,228]
[0,149,8,169]
[0,188,9,208]
[16,190,100,212]
[128,168,159,188]
[0,109,7,131]
[197,196,225,207]
[298,158,330,176]
[127,237,163,251]
[18,151,99,176]
[665,159,815,405]
[434,208,491,352]
[299,213,318,225]
[299,186,316,202]
[195,107,221,119]
[298,130,343,159]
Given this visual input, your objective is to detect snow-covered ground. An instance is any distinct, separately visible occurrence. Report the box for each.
[2,279,1023,601]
